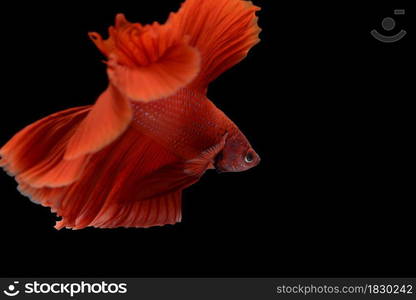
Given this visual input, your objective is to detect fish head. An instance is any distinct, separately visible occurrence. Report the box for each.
[215,131,260,173]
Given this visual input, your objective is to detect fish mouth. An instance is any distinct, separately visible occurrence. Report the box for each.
[254,156,261,166]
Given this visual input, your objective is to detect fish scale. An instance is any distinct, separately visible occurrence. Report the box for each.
[131,87,231,160]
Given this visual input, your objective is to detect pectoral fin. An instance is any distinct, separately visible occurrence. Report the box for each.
[138,134,228,200]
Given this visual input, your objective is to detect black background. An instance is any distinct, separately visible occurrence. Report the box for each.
[0,1,413,277]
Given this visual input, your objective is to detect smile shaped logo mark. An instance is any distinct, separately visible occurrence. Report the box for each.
[3,281,20,297]
[371,9,407,43]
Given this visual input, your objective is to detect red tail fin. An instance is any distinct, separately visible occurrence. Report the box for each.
[5,122,186,229]
[1,106,91,188]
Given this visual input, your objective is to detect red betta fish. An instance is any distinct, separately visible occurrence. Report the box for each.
[0,0,261,229]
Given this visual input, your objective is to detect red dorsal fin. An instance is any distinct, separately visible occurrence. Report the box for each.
[167,0,261,90]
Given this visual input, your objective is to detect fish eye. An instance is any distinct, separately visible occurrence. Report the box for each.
[244,151,255,163]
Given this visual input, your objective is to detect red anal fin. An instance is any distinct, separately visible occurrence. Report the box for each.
[97,136,229,228]
[84,191,182,229]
